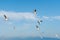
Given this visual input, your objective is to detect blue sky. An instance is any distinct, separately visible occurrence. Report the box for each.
[0,0,60,38]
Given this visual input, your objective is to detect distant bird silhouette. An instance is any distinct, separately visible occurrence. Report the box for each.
[37,20,43,25]
[4,14,8,21]
[36,25,40,31]
[34,9,37,16]
[34,9,36,12]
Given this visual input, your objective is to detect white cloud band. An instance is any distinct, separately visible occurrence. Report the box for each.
[0,11,36,21]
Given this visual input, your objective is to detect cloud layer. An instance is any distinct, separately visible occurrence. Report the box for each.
[0,11,36,21]
[0,11,60,22]
[0,11,60,38]
[42,16,60,21]
[0,11,39,38]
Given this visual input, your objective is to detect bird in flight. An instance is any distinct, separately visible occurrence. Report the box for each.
[3,14,8,21]
[34,9,37,17]
[36,25,40,31]
[37,19,43,25]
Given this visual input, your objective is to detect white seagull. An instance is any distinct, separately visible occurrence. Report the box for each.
[3,14,8,21]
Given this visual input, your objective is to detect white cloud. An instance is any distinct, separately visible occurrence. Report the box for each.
[42,16,49,20]
[0,11,39,38]
[0,11,36,21]
[0,11,60,38]
[0,23,40,38]
[42,16,60,21]
[52,16,60,20]
[0,11,60,21]
[42,16,49,19]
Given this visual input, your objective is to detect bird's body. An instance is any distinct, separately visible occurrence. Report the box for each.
[37,20,43,25]
[36,25,40,31]
[34,9,37,17]
[4,14,8,21]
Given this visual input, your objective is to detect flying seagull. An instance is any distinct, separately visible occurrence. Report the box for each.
[37,19,43,25]
[36,25,43,38]
[36,25,40,31]
[34,9,37,16]
[3,14,8,21]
